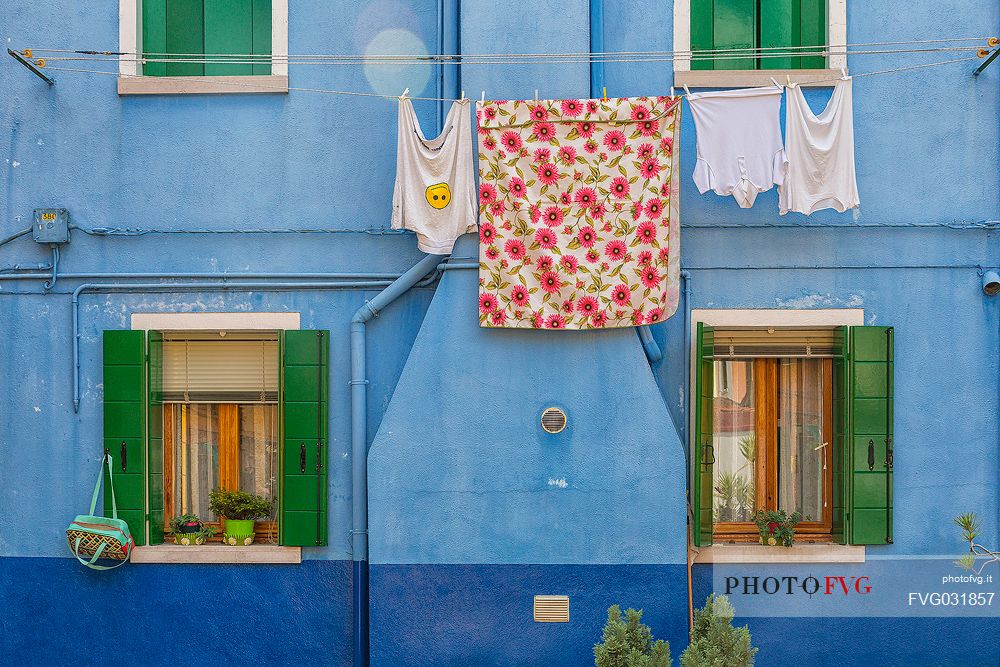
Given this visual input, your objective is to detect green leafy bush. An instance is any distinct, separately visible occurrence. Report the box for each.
[680,595,756,667]
[208,488,274,521]
[594,604,671,667]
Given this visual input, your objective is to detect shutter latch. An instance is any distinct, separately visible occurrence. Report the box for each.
[867,439,875,471]
[300,442,307,473]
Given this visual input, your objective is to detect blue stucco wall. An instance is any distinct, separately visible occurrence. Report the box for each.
[2,0,1000,665]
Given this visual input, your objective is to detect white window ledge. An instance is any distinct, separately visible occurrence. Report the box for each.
[132,544,301,564]
[695,543,865,564]
[118,75,289,96]
[675,69,843,89]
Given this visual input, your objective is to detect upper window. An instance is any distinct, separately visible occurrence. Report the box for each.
[118,0,288,94]
[690,0,826,72]
[674,0,847,87]
[141,0,273,77]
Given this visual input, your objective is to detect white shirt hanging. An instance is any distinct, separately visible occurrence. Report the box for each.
[687,86,787,209]
[779,78,860,215]
[391,98,477,254]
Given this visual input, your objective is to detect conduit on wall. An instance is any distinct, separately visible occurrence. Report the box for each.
[350,252,446,667]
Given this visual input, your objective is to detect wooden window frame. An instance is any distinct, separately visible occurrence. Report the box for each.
[162,402,278,542]
[713,358,834,542]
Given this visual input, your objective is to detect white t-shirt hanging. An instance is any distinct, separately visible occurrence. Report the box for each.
[779,78,860,215]
[391,97,477,254]
[687,86,787,209]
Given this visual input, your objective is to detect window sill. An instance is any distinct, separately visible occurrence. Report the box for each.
[117,75,289,96]
[674,69,843,89]
[694,543,865,564]
[131,544,301,564]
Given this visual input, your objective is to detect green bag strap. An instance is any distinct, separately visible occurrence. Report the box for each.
[89,453,118,519]
[73,537,127,571]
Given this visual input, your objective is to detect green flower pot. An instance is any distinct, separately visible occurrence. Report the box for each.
[223,519,256,546]
[173,533,206,546]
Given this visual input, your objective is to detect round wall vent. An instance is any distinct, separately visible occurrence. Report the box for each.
[540,407,567,434]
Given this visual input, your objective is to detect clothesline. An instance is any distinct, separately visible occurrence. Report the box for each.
[24,35,998,60]
[39,53,990,102]
[38,45,992,66]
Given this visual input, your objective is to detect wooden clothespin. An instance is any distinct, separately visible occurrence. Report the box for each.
[400,87,409,99]
[602,86,607,101]
[534,88,539,102]
[481,90,486,103]
[670,86,675,98]
[785,74,791,87]
[683,84,691,97]
[840,68,848,80]
[460,90,465,100]
[770,77,781,89]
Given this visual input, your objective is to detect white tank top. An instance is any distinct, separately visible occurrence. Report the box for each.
[779,78,860,215]
[391,98,477,254]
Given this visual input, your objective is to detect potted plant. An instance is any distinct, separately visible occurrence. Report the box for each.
[753,509,802,547]
[168,514,216,545]
[208,488,274,546]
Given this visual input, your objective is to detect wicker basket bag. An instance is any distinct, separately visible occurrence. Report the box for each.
[66,454,134,570]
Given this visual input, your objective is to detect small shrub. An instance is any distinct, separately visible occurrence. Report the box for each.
[680,595,756,667]
[208,488,274,521]
[594,604,671,667]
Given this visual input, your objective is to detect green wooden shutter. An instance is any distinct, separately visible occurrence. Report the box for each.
[251,0,273,75]
[103,330,147,546]
[691,0,757,71]
[280,330,329,546]
[832,327,849,543]
[142,0,168,77]
[847,326,894,545]
[166,0,205,76]
[690,0,715,71]
[692,322,715,547]
[759,0,799,70]
[205,0,252,76]
[760,0,827,70]
[797,0,826,69]
[147,331,165,545]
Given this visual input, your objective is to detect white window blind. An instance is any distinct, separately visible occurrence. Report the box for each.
[712,327,841,359]
[163,333,279,402]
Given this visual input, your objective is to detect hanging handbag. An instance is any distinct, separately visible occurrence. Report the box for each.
[66,453,134,569]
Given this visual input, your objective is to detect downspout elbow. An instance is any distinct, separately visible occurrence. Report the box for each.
[637,326,663,365]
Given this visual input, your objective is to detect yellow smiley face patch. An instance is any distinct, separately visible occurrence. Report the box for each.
[425,183,451,209]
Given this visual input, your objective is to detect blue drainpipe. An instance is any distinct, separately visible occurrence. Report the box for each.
[589,0,605,98]
[588,0,663,368]
[350,252,444,667]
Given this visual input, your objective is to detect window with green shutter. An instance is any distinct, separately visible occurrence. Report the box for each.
[690,324,893,547]
[102,328,330,549]
[690,0,827,71]
[141,0,273,77]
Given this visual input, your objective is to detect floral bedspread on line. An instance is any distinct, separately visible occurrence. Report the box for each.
[475,96,681,330]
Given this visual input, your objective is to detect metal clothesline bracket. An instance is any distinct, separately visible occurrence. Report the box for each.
[7,48,54,85]
[973,47,999,76]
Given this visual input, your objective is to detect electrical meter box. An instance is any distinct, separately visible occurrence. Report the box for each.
[33,208,70,243]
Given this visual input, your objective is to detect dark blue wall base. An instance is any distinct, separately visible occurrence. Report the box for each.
[692,565,1000,666]
[0,557,354,667]
[369,563,690,667]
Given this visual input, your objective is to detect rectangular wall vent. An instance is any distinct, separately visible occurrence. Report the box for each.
[533,595,570,623]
